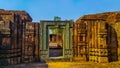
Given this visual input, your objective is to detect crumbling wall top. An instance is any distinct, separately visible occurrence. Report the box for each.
[76,11,120,24]
[0,9,32,22]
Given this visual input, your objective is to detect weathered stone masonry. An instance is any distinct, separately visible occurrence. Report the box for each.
[0,9,120,65]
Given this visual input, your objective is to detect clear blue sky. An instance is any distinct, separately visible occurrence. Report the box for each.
[0,0,120,22]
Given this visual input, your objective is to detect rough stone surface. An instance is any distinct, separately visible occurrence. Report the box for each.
[0,9,33,65]
[76,11,120,24]
[0,9,32,22]
[73,11,120,62]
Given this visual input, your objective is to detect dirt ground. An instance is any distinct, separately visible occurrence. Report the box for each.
[1,61,120,68]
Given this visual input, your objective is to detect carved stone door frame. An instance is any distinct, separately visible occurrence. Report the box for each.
[40,20,73,61]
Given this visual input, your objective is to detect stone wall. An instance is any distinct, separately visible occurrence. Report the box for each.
[74,11,120,62]
[0,9,33,65]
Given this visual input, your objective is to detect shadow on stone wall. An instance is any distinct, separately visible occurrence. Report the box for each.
[107,24,118,62]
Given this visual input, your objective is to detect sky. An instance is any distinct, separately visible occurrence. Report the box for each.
[0,0,120,22]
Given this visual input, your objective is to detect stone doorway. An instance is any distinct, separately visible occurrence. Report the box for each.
[40,20,73,61]
[48,28,63,57]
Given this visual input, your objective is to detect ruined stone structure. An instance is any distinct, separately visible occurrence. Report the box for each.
[73,12,120,62]
[23,22,40,62]
[0,9,40,65]
[40,20,73,61]
[0,9,120,66]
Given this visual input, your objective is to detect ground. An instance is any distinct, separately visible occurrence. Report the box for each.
[1,61,120,68]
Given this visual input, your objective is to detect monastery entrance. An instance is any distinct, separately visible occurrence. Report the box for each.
[40,20,73,61]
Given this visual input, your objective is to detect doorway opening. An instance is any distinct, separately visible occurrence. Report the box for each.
[48,28,63,58]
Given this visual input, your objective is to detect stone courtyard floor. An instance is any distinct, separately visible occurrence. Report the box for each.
[1,61,120,68]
